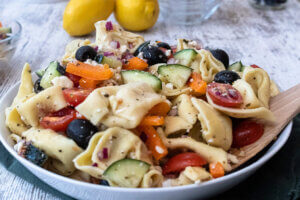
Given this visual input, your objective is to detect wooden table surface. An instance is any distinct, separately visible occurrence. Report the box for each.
[0,0,299,199]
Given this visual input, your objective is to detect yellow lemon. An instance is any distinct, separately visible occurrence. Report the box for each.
[63,0,114,36]
[115,0,159,31]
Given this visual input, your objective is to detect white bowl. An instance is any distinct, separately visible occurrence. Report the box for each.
[0,82,292,200]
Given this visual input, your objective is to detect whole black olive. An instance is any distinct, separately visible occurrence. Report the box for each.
[134,41,150,56]
[75,46,97,62]
[34,78,44,93]
[157,42,171,50]
[99,179,110,186]
[66,119,98,149]
[56,63,66,75]
[210,49,229,68]
[142,45,168,65]
[214,70,241,84]
[24,143,48,167]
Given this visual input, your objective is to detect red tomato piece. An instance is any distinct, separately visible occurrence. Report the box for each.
[171,45,177,54]
[65,72,81,87]
[250,64,261,69]
[40,107,85,132]
[62,88,92,107]
[207,82,243,108]
[40,107,75,132]
[232,120,264,148]
[159,47,173,59]
[162,152,207,175]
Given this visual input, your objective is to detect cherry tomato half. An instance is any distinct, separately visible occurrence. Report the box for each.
[250,64,261,69]
[232,120,264,148]
[65,72,81,87]
[207,82,243,108]
[162,152,207,175]
[62,88,92,107]
[40,107,84,132]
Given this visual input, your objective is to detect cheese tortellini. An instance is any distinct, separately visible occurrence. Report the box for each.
[6,63,34,135]
[242,67,271,108]
[190,49,226,82]
[22,127,83,175]
[74,127,152,178]
[171,167,212,186]
[16,86,67,127]
[164,94,198,135]
[76,82,165,129]
[191,98,232,151]
[95,21,144,57]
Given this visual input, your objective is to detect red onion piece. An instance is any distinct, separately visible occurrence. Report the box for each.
[105,21,113,31]
[92,163,98,167]
[103,52,114,57]
[97,148,109,160]
[110,41,120,49]
[167,58,176,64]
[121,50,134,64]
[94,46,98,52]
[128,42,134,49]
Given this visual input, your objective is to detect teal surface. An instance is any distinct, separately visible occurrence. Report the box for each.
[0,115,299,200]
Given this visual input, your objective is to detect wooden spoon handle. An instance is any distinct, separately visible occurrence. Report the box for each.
[270,83,300,124]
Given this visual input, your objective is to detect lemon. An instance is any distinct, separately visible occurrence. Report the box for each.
[115,0,159,32]
[63,0,114,36]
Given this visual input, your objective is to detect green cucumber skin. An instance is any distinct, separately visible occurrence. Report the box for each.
[35,69,46,78]
[121,70,162,92]
[104,159,150,188]
[40,61,62,89]
[174,49,198,66]
[228,61,243,72]
[158,64,192,88]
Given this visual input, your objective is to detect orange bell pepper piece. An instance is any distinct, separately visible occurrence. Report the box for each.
[138,126,168,160]
[123,57,148,70]
[188,72,207,95]
[209,162,225,178]
[148,102,171,116]
[79,78,101,89]
[66,62,113,80]
[140,116,164,126]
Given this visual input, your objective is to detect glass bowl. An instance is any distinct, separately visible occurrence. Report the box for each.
[0,20,22,58]
[159,0,222,25]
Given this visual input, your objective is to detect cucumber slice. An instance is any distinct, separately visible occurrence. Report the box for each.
[95,55,122,68]
[174,49,198,66]
[158,64,192,88]
[0,27,12,34]
[104,159,150,188]
[121,70,162,92]
[228,61,244,72]
[35,69,46,78]
[40,61,62,89]
[102,56,122,68]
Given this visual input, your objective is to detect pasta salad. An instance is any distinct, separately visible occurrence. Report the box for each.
[5,21,280,188]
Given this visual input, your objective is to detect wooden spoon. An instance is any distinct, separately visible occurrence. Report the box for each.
[230,83,300,170]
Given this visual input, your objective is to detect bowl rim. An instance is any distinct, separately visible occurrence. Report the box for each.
[0,20,22,44]
[0,80,292,193]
